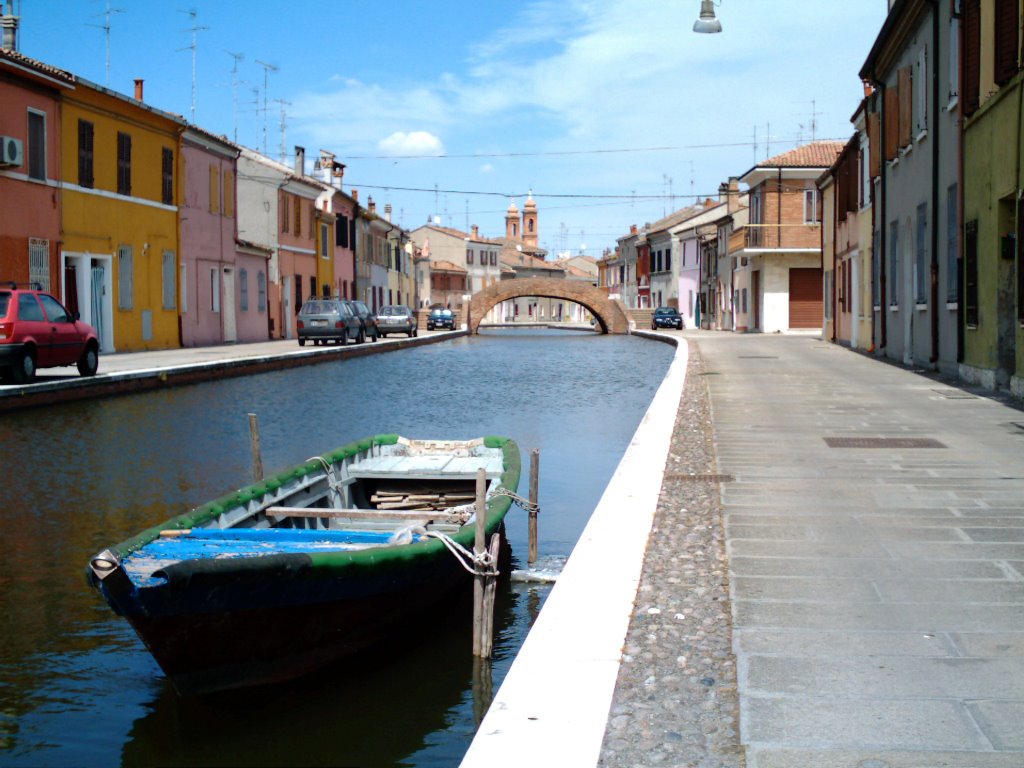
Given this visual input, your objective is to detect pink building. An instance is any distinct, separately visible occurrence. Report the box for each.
[179,127,268,345]
[314,151,356,301]
[0,49,73,298]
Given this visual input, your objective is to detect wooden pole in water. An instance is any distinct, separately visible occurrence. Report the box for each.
[472,467,487,656]
[248,413,264,482]
[528,448,540,565]
[480,531,501,658]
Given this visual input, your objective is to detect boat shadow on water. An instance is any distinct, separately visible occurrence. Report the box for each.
[119,544,535,768]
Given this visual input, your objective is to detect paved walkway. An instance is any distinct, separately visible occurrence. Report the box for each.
[699,332,1024,766]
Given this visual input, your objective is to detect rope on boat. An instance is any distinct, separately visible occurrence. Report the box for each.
[307,455,343,501]
[389,525,498,577]
[490,486,540,515]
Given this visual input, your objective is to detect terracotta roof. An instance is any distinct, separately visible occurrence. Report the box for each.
[562,264,593,278]
[430,260,467,273]
[759,141,845,169]
[0,49,75,84]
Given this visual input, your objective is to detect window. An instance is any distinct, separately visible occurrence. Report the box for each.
[308,204,314,240]
[913,47,928,136]
[915,203,927,303]
[281,193,290,233]
[257,270,267,311]
[665,249,671,272]
[38,293,69,323]
[117,132,132,195]
[294,196,301,236]
[239,268,249,311]
[965,219,978,326]
[78,119,94,188]
[994,0,1021,85]
[948,15,959,102]
[963,0,981,116]
[223,170,233,217]
[26,109,45,181]
[208,268,220,312]
[162,148,174,205]
[872,228,881,308]
[946,184,958,302]
[18,293,44,321]
[804,189,819,224]
[209,165,220,214]
[28,238,49,291]
[898,66,913,147]
[889,221,900,305]
[467,250,474,265]
[336,215,350,247]
[162,250,176,310]
[118,244,133,309]
[320,223,329,259]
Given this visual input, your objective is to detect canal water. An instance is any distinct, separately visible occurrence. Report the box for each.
[0,328,673,767]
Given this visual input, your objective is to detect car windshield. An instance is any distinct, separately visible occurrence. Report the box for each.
[378,306,404,316]
[654,307,676,315]
[301,301,333,314]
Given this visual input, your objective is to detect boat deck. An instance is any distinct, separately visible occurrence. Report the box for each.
[349,453,504,480]
[122,527,428,588]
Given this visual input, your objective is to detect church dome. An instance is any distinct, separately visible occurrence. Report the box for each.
[507,200,519,214]
[523,193,537,211]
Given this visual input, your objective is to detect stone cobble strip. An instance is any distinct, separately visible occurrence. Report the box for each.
[599,343,744,768]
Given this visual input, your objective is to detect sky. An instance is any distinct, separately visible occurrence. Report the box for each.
[14,0,889,257]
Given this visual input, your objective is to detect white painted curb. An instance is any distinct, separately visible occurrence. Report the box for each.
[461,334,689,767]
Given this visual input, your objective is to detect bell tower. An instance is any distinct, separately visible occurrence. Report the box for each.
[505,200,520,240]
[522,191,538,248]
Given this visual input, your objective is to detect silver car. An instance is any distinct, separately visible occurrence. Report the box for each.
[376,305,418,338]
[296,299,360,346]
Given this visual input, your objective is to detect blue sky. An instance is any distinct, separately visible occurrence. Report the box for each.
[17,0,888,256]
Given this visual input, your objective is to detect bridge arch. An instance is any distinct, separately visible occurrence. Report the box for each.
[467,277,631,334]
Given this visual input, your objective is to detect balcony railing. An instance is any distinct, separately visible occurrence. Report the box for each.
[743,222,822,250]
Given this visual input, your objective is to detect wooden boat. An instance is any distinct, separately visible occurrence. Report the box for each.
[87,435,520,696]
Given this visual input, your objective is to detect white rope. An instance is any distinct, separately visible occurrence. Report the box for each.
[388,524,498,577]
[307,455,343,500]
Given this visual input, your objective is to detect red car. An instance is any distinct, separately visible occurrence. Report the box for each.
[0,284,100,384]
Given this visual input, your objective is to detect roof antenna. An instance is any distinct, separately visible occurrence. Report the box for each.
[87,0,124,85]
[226,50,245,142]
[255,59,278,155]
[177,8,208,122]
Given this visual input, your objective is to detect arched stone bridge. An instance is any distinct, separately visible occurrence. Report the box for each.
[467,277,631,334]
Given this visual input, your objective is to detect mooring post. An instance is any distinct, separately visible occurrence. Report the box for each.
[528,448,540,565]
[472,468,487,656]
[248,413,264,482]
[480,531,501,658]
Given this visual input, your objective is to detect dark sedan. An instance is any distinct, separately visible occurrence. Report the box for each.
[651,306,683,330]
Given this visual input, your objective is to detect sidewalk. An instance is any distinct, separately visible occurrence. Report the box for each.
[465,330,1024,767]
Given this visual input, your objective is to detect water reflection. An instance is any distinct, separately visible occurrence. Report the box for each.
[0,328,671,767]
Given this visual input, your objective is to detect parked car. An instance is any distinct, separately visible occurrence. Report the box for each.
[0,283,100,384]
[344,300,380,342]
[376,305,418,338]
[651,306,683,330]
[296,299,360,346]
[426,307,455,331]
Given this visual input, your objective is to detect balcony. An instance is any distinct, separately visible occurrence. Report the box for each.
[742,222,822,251]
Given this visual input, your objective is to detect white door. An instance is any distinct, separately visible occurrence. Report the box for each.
[222,267,237,343]
[282,275,294,339]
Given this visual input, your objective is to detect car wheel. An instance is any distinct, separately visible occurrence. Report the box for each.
[12,348,36,384]
[77,343,99,377]
[357,326,366,344]
[298,337,306,346]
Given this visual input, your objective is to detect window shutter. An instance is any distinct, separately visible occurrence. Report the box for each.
[963,0,981,115]
[868,112,881,178]
[884,88,899,161]
[994,0,1021,85]
[898,67,913,147]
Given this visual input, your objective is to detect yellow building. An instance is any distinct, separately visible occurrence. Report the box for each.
[60,78,183,352]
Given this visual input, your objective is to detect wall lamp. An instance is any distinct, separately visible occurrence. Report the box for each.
[693,0,722,33]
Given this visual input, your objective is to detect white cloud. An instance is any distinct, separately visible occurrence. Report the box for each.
[378,131,445,157]
[480,163,495,173]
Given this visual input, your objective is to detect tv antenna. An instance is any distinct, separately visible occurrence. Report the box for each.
[271,98,291,164]
[225,50,245,142]
[792,99,822,142]
[177,8,208,122]
[255,59,278,155]
[88,0,124,86]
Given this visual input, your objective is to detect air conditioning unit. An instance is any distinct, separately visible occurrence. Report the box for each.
[0,136,24,168]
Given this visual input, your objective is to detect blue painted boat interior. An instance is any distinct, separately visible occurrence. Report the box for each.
[122,527,428,588]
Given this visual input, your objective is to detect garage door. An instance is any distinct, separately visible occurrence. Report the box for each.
[788,267,823,328]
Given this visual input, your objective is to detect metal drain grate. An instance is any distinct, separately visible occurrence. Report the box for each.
[931,388,978,400]
[664,473,735,482]
[738,355,779,359]
[824,437,947,449]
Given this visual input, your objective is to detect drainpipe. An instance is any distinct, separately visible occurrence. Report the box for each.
[877,82,888,351]
[831,170,839,343]
[929,0,941,365]
[956,4,965,363]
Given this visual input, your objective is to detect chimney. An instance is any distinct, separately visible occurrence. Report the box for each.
[134,79,144,102]
[384,203,392,222]
[294,146,305,176]
[630,224,638,235]
[471,225,479,239]
[367,196,376,215]
[332,161,345,189]
[351,189,358,202]
[727,176,740,214]
[1,1,18,52]
[718,181,729,203]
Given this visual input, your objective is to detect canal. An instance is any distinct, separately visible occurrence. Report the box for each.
[0,328,673,767]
